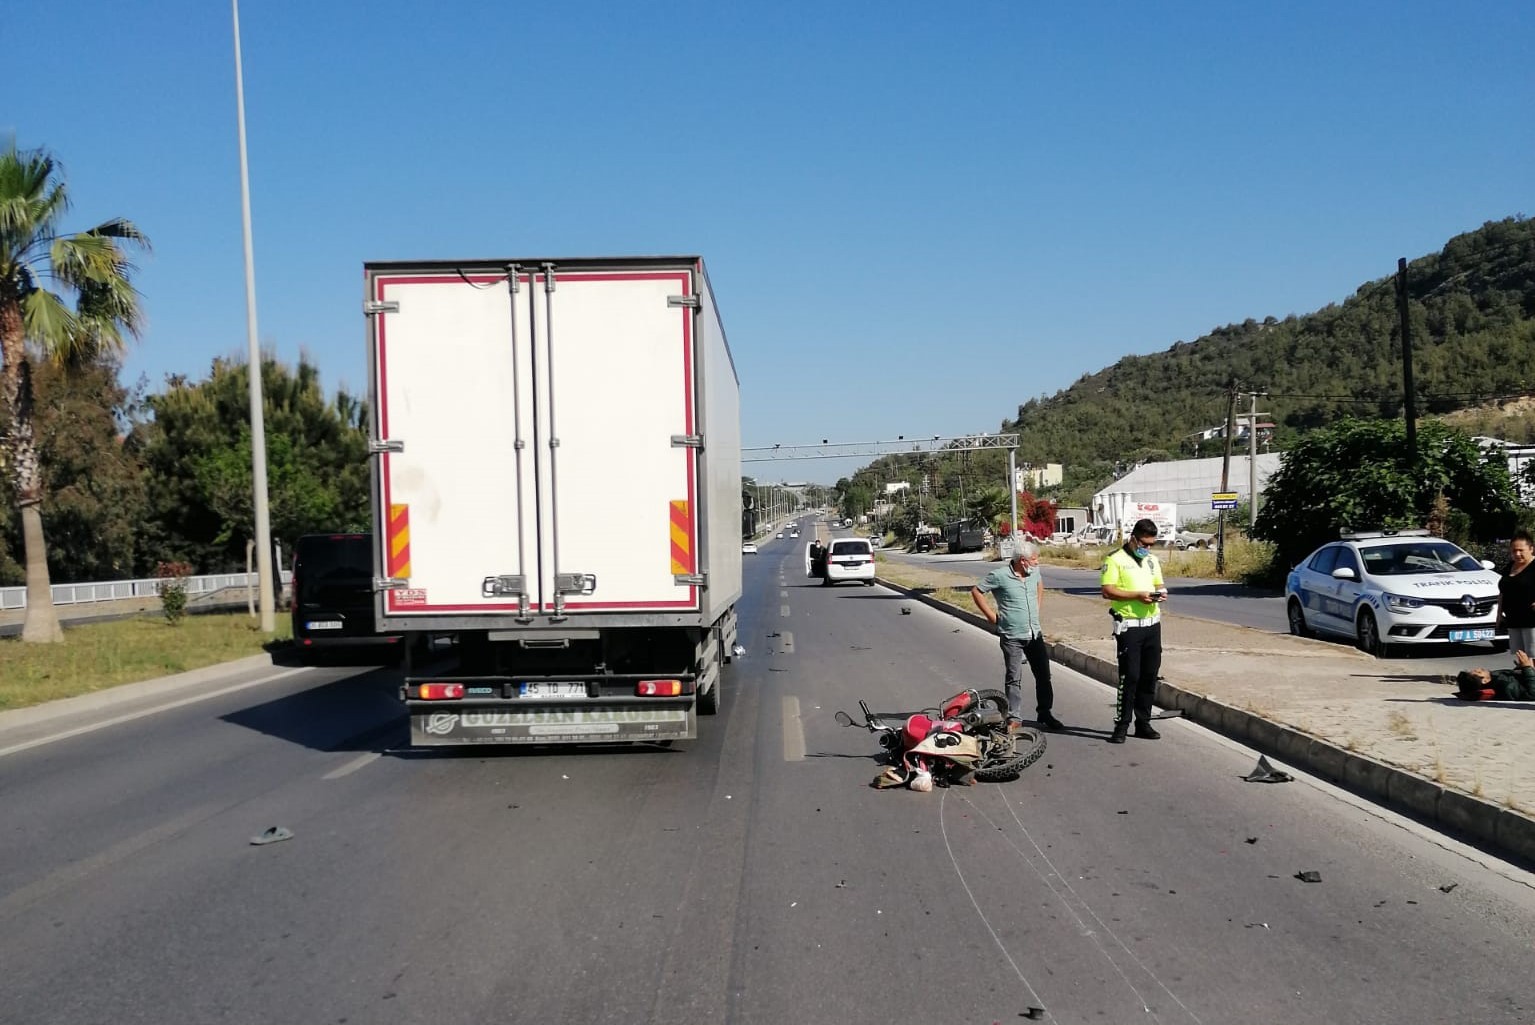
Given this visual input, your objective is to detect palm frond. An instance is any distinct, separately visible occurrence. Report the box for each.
[48,233,130,288]
[21,288,80,355]
[86,218,151,252]
[76,274,144,346]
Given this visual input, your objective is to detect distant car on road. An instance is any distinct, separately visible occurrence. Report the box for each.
[1285,529,1503,658]
[742,541,759,555]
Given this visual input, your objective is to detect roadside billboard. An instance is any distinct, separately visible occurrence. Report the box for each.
[1120,502,1176,539]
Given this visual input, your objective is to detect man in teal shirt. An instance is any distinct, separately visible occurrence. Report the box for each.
[971,540,1064,732]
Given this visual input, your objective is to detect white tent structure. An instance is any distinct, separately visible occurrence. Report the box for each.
[1091,453,1283,528]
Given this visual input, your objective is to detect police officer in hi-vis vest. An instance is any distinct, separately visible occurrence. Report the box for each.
[1099,518,1168,744]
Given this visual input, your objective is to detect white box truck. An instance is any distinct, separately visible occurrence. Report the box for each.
[363,257,741,746]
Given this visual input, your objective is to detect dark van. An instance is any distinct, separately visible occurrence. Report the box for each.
[291,533,401,662]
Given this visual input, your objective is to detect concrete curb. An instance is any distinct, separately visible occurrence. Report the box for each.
[0,652,280,732]
[878,575,1535,869]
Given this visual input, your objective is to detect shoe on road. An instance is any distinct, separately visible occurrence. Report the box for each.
[1133,722,1161,740]
[1037,714,1066,732]
[1006,718,1026,735]
[1107,724,1128,744]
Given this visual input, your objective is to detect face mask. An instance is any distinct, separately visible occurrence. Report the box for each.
[1134,546,1150,559]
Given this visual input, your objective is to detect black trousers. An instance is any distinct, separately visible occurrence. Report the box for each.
[1114,622,1162,725]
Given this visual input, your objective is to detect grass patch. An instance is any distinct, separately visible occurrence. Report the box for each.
[931,587,982,616]
[1385,710,1417,741]
[0,612,291,712]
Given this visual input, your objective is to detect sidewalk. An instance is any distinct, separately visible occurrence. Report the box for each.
[876,560,1535,867]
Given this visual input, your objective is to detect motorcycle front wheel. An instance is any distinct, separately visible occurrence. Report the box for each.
[973,728,1047,783]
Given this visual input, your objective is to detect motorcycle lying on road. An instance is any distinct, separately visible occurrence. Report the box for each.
[834,688,1047,790]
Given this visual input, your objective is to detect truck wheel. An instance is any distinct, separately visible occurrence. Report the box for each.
[698,678,721,715]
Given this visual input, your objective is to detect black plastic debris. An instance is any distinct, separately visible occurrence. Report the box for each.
[1438,882,1458,894]
[1294,870,1322,883]
[1117,810,1129,815]
[1022,1009,1046,1021]
[1245,837,1259,844]
[250,826,293,846]
[900,606,912,615]
[1243,756,1294,784]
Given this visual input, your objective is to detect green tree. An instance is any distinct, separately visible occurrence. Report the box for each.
[0,143,149,641]
[1252,418,1516,570]
[136,357,370,571]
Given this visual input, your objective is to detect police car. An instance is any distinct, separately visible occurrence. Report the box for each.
[1284,529,1504,658]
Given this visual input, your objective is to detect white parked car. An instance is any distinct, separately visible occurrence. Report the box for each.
[811,538,876,586]
[1284,530,1503,658]
[741,541,759,555]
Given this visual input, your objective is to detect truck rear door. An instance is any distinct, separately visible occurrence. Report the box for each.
[368,263,701,622]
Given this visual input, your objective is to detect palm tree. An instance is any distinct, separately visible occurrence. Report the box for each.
[0,143,149,642]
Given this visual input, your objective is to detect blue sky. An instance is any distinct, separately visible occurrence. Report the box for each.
[8,1,1532,485]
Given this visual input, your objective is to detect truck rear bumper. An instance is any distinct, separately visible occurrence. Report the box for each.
[408,702,696,745]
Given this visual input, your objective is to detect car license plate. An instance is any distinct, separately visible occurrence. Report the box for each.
[307,620,342,630]
[518,682,589,699]
[1448,628,1495,642]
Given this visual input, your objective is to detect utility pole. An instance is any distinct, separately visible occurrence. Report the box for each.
[232,0,275,633]
[1397,257,1418,468]
[1217,380,1238,575]
[1244,392,1271,529]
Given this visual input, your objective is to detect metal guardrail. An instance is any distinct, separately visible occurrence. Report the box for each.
[0,571,293,612]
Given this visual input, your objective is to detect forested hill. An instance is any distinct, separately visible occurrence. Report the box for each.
[1009,217,1535,468]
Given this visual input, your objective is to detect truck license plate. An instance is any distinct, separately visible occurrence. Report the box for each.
[307,621,342,630]
[518,682,589,699]
[1448,628,1495,641]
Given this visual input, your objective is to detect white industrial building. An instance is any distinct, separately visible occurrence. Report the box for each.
[1091,453,1283,528]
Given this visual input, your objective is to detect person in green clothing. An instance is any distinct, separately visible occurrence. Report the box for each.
[1099,518,1168,743]
[1455,649,1535,700]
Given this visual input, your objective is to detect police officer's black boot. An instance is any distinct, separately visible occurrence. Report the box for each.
[1107,720,1128,744]
[1133,721,1161,740]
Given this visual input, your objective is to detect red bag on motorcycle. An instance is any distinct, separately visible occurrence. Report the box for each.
[902,713,964,750]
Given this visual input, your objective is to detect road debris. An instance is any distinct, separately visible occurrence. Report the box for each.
[250,826,293,846]
[1245,837,1259,844]
[1438,882,1458,894]
[1022,1007,1046,1020]
[1243,756,1294,784]
[1294,870,1322,883]
[900,606,912,615]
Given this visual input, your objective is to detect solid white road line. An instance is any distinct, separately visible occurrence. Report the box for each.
[322,751,382,780]
[0,667,309,759]
[782,695,805,762]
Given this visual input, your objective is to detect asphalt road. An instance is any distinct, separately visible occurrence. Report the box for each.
[884,548,1505,675]
[1,530,1533,1024]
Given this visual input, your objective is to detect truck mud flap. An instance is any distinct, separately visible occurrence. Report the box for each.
[411,705,696,746]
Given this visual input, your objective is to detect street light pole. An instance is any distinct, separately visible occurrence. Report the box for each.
[232,0,275,632]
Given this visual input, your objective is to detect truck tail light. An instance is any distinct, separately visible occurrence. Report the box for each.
[418,683,465,700]
[636,679,682,697]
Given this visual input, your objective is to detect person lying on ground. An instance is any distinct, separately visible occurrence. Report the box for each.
[1454,649,1535,701]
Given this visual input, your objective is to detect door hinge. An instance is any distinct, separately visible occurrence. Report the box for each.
[674,573,706,587]
[374,576,408,591]
[364,300,399,315]
[369,439,404,454]
[671,434,704,448]
[667,295,700,309]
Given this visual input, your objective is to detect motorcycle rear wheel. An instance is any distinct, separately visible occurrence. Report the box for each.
[973,728,1047,782]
